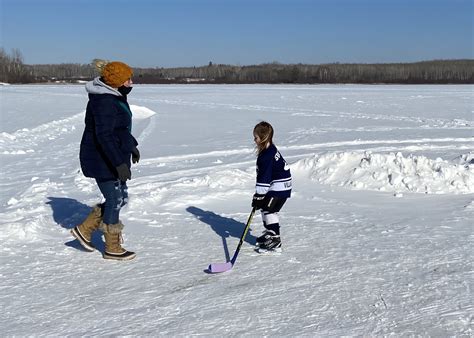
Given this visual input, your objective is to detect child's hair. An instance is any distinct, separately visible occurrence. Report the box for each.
[253,121,274,154]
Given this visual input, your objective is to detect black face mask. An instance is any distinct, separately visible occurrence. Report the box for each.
[118,85,133,96]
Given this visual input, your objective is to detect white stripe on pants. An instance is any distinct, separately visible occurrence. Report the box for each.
[261,210,279,225]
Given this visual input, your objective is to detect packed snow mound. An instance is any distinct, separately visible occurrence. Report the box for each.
[454,152,474,166]
[130,105,157,119]
[292,151,474,195]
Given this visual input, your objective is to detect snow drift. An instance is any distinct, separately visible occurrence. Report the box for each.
[293,151,474,195]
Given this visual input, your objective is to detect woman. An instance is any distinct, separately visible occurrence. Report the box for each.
[71,60,140,261]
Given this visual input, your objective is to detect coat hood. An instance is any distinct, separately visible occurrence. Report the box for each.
[85,77,122,96]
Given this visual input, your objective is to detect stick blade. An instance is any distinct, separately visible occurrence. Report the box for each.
[208,262,233,273]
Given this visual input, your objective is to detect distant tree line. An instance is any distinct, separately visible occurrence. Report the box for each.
[136,60,473,84]
[0,48,32,83]
[0,48,96,83]
[1,48,473,84]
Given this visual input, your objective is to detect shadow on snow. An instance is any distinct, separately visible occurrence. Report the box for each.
[46,197,104,252]
[186,206,257,263]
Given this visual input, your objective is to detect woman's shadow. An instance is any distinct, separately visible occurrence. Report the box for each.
[46,197,104,252]
[186,206,257,262]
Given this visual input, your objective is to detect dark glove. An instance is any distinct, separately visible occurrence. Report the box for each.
[132,147,140,164]
[252,193,266,209]
[116,163,131,181]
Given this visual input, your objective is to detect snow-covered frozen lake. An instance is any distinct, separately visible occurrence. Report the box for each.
[1,84,472,335]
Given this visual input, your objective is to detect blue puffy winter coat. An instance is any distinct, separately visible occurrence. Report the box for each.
[79,77,138,180]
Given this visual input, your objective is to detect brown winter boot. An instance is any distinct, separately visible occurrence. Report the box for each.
[70,204,102,251]
[100,221,136,261]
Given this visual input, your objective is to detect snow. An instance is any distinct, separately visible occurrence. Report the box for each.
[0,84,473,335]
[293,151,473,194]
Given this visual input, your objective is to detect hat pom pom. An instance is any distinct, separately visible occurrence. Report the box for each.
[92,58,110,74]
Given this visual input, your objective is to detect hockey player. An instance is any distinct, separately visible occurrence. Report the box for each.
[252,121,292,253]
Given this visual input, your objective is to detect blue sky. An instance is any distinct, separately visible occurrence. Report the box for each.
[1,0,472,67]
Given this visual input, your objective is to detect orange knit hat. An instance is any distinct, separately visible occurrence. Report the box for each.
[101,61,133,88]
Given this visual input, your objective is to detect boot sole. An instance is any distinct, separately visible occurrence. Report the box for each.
[255,246,282,254]
[70,228,95,252]
[103,252,136,261]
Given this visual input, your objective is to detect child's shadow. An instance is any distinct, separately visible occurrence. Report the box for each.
[46,197,104,252]
[186,206,257,262]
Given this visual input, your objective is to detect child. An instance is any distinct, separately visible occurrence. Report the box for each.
[252,121,292,253]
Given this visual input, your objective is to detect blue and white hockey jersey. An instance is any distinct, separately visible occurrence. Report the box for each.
[255,144,292,198]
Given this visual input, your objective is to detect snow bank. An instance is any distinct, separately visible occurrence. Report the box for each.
[0,105,156,154]
[130,105,157,119]
[292,151,474,195]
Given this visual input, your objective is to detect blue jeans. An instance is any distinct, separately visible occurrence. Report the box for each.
[96,179,128,225]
